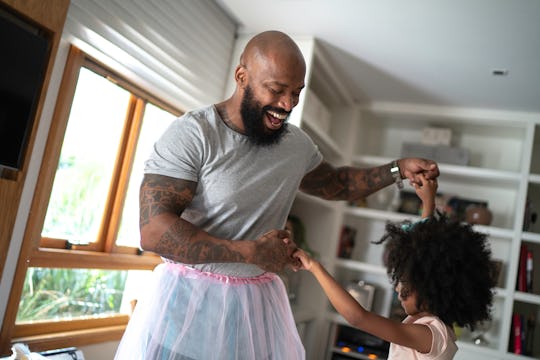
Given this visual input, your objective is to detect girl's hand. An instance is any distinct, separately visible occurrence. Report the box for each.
[413,173,438,201]
[413,173,437,218]
[293,248,314,271]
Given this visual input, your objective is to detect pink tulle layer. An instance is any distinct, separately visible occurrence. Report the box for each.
[115,263,305,360]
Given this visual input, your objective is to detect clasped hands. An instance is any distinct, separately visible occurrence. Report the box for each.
[254,229,302,273]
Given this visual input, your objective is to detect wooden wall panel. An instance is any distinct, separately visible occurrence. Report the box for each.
[0,0,69,310]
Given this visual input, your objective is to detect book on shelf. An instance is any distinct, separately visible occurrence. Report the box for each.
[525,313,536,356]
[512,313,522,355]
[337,225,356,259]
[510,312,536,356]
[517,243,535,293]
[526,248,533,293]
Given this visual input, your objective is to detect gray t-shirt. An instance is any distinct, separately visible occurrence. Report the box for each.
[145,105,322,276]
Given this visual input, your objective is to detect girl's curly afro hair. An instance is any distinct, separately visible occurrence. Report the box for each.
[375,214,496,331]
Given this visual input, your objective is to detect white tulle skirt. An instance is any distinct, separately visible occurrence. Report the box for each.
[115,262,305,360]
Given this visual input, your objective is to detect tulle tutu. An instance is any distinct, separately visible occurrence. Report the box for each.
[115,263,305,360]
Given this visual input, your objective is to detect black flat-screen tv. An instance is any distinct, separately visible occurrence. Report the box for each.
[0,5,51,170]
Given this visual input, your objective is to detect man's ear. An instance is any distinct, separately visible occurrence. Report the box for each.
[235,65,247,88]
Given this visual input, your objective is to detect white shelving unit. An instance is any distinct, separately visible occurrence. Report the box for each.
[225,34,540,360]
[295,99,540,359]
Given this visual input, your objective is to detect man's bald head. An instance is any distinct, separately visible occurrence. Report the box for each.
[240,31,305,74]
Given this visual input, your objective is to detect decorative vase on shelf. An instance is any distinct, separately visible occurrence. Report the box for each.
[465,205,493,226]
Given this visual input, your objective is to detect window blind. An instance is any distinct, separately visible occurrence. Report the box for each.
[65,0,237,111]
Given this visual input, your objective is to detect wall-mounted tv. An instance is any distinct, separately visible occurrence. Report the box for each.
[0,5,51,170]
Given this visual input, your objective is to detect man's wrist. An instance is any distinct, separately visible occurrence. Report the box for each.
[390,160,404,189]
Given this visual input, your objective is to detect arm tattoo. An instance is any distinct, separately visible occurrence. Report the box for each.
[300,162,394,201]
[139,174,246,263]
[157,219,246,263]
[139,174,195,227]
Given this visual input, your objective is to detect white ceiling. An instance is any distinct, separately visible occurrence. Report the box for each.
[214,0,540,114]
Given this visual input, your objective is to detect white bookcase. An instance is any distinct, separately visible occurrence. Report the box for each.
[295,102,540,360]
[225,34,540,360]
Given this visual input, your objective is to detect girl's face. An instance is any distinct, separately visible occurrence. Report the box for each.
[396,282,420,316]
[285,220,295,241]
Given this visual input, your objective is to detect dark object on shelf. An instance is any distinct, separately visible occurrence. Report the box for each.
[525,314,536,356]
[334,325,389,360]
[446,196,488,223]
[523,198,537,231]
[337,225,356,259]
[397,191,421,215]
[490,260,503,288]
[401,142,470,166]
[465,204,493,225]
[517,244,528,292]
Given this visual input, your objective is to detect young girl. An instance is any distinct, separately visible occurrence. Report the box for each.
[293,174,495,359]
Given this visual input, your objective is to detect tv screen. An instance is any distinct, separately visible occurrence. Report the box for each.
[0,6,50,170]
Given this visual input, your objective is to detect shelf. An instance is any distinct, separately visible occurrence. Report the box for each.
[344,206,419,223]
[494,287,508,298]
[334,258,387,275]
[514,291,540,306]
[472,225,515,239]
[522,232,540,244]
[301,119,344,162]
[456,341,505,357]
[361,102,537,126]
[529,174,540,184]
[343,205,514,238]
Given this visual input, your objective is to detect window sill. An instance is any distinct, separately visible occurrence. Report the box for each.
[11,324,125,353]
[9,309,129,356]
[30,247,162,270]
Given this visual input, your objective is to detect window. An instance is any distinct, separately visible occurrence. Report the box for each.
[2,46,181,349]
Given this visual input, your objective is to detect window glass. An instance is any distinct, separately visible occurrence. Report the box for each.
[17,268,153,323]
[115,103,176,247]
[42,68,130,244]
[17,268,128,322]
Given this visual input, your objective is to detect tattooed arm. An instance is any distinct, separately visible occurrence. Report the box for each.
[299,158,439,201]
[139,173,297,272]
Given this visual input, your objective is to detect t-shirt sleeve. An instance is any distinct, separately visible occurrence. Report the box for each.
[415,316,453,357]
[292,125,323,174]
[144,115,203,182]
[307,145,323,173]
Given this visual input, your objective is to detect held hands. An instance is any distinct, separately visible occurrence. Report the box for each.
[292,248,315,271]
[253,229,301,272]
[413,173,438,218]
[413,173,438,202]
[399,158,439,186]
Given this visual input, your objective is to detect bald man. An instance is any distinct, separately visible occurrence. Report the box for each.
[115,31,439,360]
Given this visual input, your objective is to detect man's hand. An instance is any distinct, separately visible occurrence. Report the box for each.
[399,158,440,186]
[252,229,300,273]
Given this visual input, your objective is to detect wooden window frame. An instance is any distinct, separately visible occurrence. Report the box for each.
[0,45,181,354]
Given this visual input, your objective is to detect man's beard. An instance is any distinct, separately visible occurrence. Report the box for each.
[240,85,289,146]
